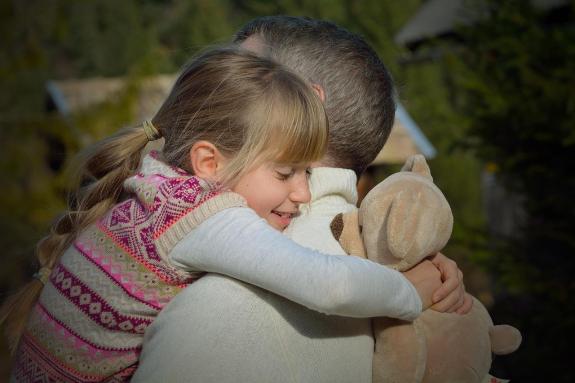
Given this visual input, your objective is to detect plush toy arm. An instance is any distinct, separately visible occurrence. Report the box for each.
[331,211,367,258]
[372,317,427,383]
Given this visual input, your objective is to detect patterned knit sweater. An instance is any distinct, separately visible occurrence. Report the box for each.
[12,153,246,382]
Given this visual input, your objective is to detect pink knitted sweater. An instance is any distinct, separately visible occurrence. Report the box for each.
[12,153,245,382]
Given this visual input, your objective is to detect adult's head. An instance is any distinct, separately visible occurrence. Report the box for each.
[234,16,396,176]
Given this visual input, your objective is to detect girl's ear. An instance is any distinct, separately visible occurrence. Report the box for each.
[189,141,227,180]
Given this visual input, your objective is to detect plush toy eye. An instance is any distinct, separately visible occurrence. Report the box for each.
[359,224,363,234]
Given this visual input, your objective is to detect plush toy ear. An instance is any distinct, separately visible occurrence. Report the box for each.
[331,211,367,258]
[490,325,522,355]
[402,154,433,181]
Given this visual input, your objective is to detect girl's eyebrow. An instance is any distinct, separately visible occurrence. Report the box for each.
[271,162,294,169]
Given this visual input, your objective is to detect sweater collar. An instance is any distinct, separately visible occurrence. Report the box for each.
[307,167,358,206]
[138,151,187,178]
[124,152,210,210]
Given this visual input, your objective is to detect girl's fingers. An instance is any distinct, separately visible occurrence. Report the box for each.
[456,293,474,315]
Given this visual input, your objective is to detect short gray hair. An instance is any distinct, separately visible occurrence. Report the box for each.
[235,16,396,176]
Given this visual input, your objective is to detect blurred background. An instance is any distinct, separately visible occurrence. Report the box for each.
[1,0,573,381]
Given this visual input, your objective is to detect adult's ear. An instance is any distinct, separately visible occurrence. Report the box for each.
[311,83,326,103]
[189,141,227,180]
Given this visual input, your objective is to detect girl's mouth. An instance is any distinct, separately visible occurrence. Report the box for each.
[272,210,296,219]
[271,210,297,229]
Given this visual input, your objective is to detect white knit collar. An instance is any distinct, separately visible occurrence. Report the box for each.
[139,151,186,178]
[307,167,358,206]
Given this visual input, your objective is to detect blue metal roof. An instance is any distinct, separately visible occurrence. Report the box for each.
[46,81,71,117]
[396,101,436,158]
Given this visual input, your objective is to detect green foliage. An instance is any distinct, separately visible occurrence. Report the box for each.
[61,0,153,76]
[155,0,240,68]
[0,118,68,284]
[447,0,575,380]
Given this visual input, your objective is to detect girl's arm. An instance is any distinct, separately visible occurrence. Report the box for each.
[170,207,422,320]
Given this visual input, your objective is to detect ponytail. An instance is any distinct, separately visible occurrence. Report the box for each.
[0,125,154,352]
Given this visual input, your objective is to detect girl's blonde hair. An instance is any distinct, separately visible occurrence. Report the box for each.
[158,47,328,185]
[0,46,328,351]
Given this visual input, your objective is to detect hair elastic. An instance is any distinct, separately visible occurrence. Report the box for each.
[143,120,162,141]
[33,267,53,285]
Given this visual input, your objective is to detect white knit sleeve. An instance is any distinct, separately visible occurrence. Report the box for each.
[170,207,422,320]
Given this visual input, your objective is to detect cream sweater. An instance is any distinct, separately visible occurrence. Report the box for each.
[133,168,421,382]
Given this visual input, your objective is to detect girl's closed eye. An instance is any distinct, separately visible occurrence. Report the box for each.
[275,167,294,181]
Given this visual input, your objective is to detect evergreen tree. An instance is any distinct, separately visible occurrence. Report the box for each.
[447,1,575,380]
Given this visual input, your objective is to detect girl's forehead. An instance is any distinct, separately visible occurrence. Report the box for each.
[270,161,311,170]
[252,157,310,170]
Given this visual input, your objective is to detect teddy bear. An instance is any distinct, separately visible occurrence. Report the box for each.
[330,154,522,383]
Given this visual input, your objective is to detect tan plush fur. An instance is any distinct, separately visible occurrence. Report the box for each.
[332,155,522,383]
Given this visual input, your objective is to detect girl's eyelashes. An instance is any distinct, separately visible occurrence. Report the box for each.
[274,166,311,181]
[275,169,293,181]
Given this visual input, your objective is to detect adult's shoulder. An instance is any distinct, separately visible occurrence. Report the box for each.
[134,274,292,382]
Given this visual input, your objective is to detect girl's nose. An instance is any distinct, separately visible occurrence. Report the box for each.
[290,174,311,204]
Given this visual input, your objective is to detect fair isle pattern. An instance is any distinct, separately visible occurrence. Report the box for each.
[105,174,216,283]
[13,334,88,383]
[77,221,182,310]
[50,263,151,334]
[14,305,139,381]
[12,153,247,382]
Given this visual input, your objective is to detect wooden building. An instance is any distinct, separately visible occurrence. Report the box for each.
[46,74,436,170]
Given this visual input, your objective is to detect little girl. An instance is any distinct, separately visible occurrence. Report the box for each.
[4,47,425,382]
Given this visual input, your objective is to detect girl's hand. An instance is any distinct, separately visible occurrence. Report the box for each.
[403,259,442,311]
[428,253,473,314]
